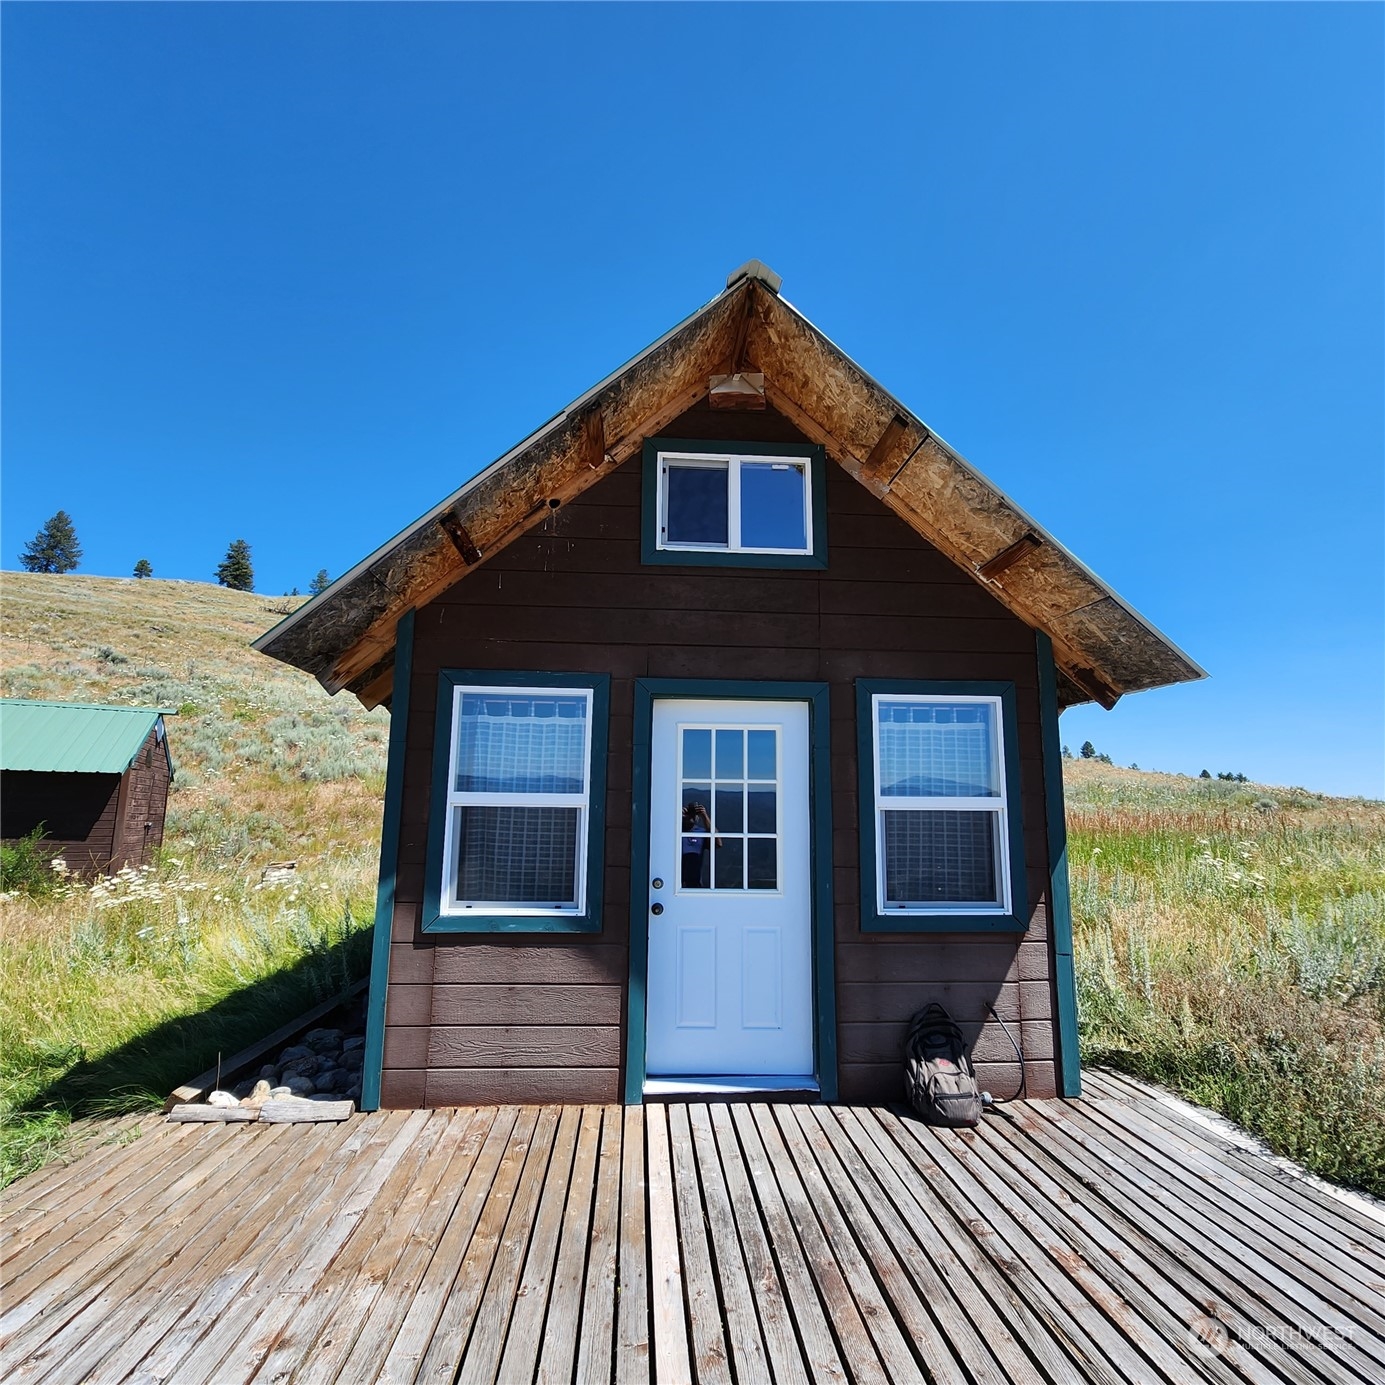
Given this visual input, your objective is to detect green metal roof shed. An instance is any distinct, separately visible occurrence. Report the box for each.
[1,700,177,875]
[0,700,174,778]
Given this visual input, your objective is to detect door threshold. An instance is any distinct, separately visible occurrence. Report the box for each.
[643,1075,820,1102]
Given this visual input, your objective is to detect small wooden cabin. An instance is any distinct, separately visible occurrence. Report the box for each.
[256,263,1202,1110]
[0,700,174,876]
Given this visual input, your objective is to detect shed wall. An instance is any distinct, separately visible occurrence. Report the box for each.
[1,771,121,875]
[382,402,1059,1106]
[111,730,173,869]
[1,729,171,875]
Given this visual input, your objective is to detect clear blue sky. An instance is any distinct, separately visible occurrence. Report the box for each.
[3,4,1381,797]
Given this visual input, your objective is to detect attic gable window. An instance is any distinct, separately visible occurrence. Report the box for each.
[423,671,610,934]
[641,438,828,569]
[856,680,1028,933]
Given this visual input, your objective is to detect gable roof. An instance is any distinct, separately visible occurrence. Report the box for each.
[254,263,1204,710]
[0,700,174,777]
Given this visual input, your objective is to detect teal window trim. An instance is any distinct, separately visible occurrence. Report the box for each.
[640,437,828,569]
[624,678,837,1104]
[421,669,610,934]
[856,678,1028,933]
[361,609,415,1112]
[1037,633,1082,1097]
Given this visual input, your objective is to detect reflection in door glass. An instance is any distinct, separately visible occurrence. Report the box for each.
[747,838,778,890]
[747,730,776,779]
[681,835,711,889]
[747,787,776,834]
[715,787,744,833]
[678,725,779,892]
[715,729,743,779]
[681,729,712,780]
[714,838,744,889]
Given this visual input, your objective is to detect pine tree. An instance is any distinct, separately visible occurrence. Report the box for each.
[216,539,254,591]
[1079,741,1097,759]
[133,558,153,579]
[309,568,331,596]
[20,511,82,573]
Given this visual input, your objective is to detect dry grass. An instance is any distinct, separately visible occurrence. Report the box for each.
[1066,760,1385,1194]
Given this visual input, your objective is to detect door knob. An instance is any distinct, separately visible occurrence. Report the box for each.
[650,903,664,916]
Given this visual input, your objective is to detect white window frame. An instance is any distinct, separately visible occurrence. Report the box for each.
[439,683,594,918]
[656,450,813,556]
[870,692,1013,916]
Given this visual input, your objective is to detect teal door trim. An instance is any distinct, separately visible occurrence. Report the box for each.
[624,678,837,1103]
[361,609,415,1112]
[1037,632,1082,1097]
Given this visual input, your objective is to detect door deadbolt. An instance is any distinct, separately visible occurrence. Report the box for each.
[650,902,664,916]
[651,878,664,889]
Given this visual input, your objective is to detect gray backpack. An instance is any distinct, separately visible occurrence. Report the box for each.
[904,1003,983,1128]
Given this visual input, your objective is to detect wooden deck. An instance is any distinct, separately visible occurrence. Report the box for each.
[3,1070,1382,1383]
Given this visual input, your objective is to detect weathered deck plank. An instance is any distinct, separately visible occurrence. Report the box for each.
[1013,1099,1385,1384]
[291,1110,488,1384]
[1,1123,272,1360]
[571,1106,621,1385]
[10,1122,311,1384]
[685,1104,776,1385]
[37,1120,356,1385]
[729,1103,850,1384]
[492,1104,583,1385]
[0,1113,161,1237]
[977,1108,1332,1385]
[1086,1069,1385,1247]
[645,1103,693,1385]
[760,1105,923,1385]
[614,1105,650,1385]
[2,1074,1382,1385]
[706,1102,810,1385]
[1069,1094,1385,1336]
[378,1106,519,1384]
[784,1103,969,1385]
[1079,1073,1385,1287]
[131,1109,430,1384]
[533,1104,603,1385]
[443,1104,559,1385]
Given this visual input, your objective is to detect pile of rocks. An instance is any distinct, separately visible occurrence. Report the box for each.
[238,1026,365,1105]
[168,1022,366,1123]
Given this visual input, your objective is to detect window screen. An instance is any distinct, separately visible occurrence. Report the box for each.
[441,688,593,914]
[871,695,1010,913]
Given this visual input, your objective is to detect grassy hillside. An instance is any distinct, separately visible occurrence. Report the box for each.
[1066,760,1385,1193]
[1,572,389,1183]
[2,572,1382,1193]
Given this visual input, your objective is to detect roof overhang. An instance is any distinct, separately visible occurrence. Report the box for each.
[254,267,1204,711]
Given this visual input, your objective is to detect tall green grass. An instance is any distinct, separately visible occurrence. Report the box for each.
[1,846,376,1186]
[1,573,390,1187]
[1067,763,1385,1195]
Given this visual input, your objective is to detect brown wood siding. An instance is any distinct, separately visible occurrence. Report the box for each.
[1,730,171,877]
[1,771,122,876]
[110,730,172,869]
[380,401,1060,1107]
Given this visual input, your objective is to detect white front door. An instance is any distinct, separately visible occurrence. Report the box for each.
[645,699,814,1078]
